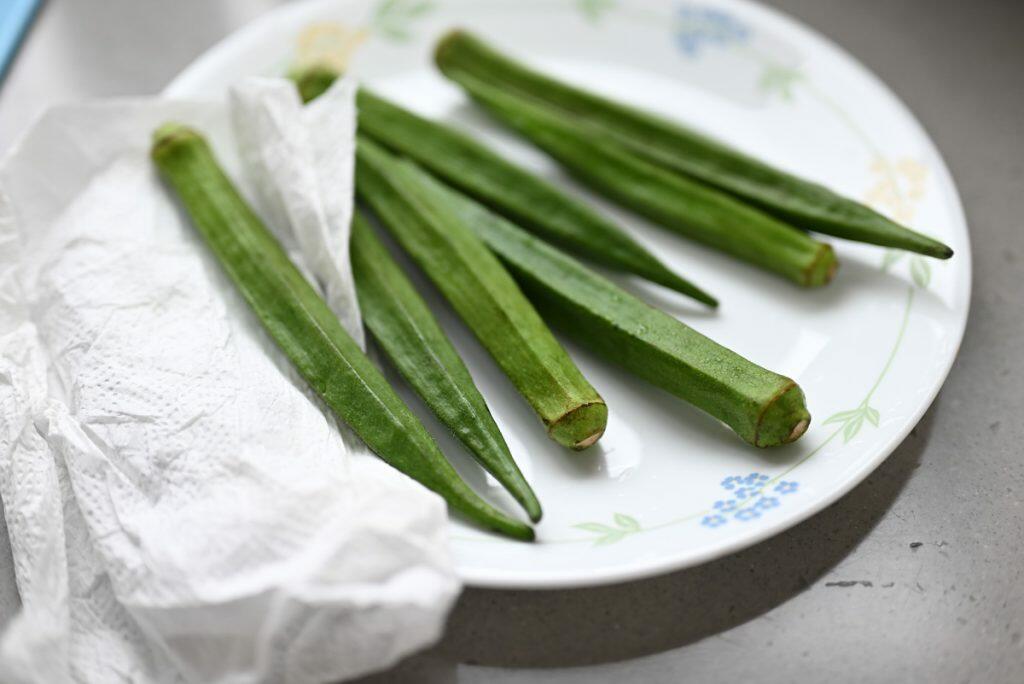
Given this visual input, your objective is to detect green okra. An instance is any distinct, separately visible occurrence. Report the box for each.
[436,30,953,259]
[355,88,716,306]
[446,71,837,287]
[413,176,810,447]
[290,63,339,105]
[151,123,533,541]
[289,66,713,305]
[355,136,608,450]
[351,212,542,521]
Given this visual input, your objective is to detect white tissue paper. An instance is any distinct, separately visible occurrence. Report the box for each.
[0,76,460,684]
[229,76,364,349]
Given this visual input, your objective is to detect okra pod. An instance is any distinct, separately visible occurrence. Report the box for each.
[448,73,837,287]
[351,212,542,521]
[151,123,533,540]
[356,136,608,450]
[355,89,716,305]
[290,66,713,304]
[436,30,953,259]
[423,175,811,447]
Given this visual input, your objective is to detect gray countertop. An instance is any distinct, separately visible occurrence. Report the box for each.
[1,1,1021,682]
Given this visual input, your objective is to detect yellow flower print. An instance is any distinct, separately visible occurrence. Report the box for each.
[295,22,369,74]
[863,156,927,224]
[291,1,436,73]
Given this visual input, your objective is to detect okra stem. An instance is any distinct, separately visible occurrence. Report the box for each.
[152,123,533,540]
[436,30,953,260]
[356,136,608,450]
[351,212,542,521]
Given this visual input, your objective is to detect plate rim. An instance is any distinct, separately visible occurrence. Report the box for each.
[163,0,972,590]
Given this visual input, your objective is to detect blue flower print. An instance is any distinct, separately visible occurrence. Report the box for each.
[730,473,770,499]
[743,472,770,486]
[735,508,761,522]
[702,514,728,528]
[734,486,753,500]
[675,5,750,58]
[720,474,794,500]
[775,481,799,495]
[713,499,738,513]
[704,474,799,529]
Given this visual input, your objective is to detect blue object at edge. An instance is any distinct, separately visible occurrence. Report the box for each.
[0,0,42,84]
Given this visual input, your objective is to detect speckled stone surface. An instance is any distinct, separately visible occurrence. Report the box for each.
[1,1,1020,682]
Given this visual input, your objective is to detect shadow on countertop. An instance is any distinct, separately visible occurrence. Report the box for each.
[355,400,937,682]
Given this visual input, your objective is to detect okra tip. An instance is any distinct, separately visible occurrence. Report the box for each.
[681,280,719,308]
[754,381,811,448]
[452,491,536,540]
[492,516,536,542]
[890,224,953,260]
[547,400,608,450]
[525,499,543,524]
[288,62,342,104]
[513,487,543,523]
[926,241,954,260]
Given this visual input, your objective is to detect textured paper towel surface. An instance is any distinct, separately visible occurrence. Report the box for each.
[0,78,460,684]
[230,76,364,350]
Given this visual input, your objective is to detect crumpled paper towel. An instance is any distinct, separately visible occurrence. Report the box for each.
[230,77,364,349]
[0,76,460,684]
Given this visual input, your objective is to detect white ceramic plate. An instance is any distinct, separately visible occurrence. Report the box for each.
[166,0,970,589]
